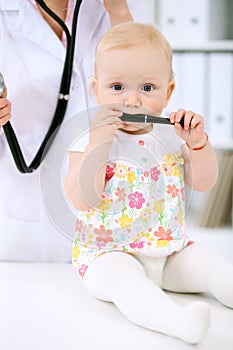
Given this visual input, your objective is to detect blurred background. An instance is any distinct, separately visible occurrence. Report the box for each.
[1,4,232,350]
[145,0,233,257]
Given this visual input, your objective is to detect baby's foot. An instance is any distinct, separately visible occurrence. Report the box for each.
[177,301,210,344]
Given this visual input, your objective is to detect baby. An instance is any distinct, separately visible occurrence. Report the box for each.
[64,22,233,344]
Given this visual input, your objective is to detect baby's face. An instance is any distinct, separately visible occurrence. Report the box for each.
[94,43,174,133]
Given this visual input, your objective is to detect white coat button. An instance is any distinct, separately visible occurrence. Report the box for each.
[72,84,78,91]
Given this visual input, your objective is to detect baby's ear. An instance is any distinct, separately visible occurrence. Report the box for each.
[164,80,175,107]
[92,76,98,98]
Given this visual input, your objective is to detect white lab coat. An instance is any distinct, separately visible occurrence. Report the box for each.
[0,0,150,262]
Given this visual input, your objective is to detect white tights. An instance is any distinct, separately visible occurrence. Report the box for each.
[83,244,233,344]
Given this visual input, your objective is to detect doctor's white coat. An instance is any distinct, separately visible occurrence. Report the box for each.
[0,0,150,261]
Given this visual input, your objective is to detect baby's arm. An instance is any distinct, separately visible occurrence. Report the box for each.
[64,108,123,211]
[170,109,218,192]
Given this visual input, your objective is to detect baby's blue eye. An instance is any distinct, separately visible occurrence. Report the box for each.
[142,85,154,92]
[112,84,123,91]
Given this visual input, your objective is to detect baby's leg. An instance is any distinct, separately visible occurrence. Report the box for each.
[83,252,210,344]
[162,243,233,308]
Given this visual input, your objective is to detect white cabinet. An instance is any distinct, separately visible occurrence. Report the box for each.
[145,0,233,149]
[154,0,233,46]
[145,0,233,227]
[164,53,206,118]
[158,0,209,45]
[207,53,233,147]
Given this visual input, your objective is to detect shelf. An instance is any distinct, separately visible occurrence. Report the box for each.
[212,142,233,150]
[172,40,233,53]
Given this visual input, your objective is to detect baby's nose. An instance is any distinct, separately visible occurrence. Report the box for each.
[124,91,142,108]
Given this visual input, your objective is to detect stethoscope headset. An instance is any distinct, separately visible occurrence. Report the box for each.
[1,0,82,173]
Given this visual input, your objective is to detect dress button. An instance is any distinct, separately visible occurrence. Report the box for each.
[138,140,145,146]
[141,157,147,163]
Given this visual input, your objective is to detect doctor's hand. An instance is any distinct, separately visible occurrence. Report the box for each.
[103,0,133,26]
[0,85,11,126]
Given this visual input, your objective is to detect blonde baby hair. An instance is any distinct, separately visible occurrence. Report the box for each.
[95,21,174,80]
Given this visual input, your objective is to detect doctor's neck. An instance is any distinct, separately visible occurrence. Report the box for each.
[38,0,75,40]
[42,0,75,11]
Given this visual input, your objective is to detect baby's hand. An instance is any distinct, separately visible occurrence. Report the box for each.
[170,109,207,149]
[0,85,11,126]
[89,107,123,147]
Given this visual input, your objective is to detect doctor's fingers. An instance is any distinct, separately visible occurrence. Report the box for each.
[0,85,8,99]
[0,114,11,126]
[0,97,10,108]
[0,101,11,125]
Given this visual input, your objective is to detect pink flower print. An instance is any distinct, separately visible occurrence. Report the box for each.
[116,187,127,202]
[79,264,88,277]
[129,241,145,249]
[154,226,173,240]
[105,164,115,181]
[150,166,161,181]
[75,219,83,232]
[181,187,185,201]
[94,225,113,244]
[167,184,179,198]
[128,191,145,209]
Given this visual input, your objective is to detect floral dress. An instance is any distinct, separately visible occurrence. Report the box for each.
[71,125,192,278]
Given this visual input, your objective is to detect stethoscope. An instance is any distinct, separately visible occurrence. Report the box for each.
[0,0,82,173]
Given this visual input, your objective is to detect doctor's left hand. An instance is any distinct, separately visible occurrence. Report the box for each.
[103,0,133,26]
[0,85,11,126]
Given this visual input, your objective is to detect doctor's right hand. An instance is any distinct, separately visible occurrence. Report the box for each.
[0,85,11,126]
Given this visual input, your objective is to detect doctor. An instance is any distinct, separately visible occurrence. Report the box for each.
[0,0,150,262]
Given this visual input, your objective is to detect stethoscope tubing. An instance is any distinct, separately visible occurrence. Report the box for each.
[120,113,185,127]
[1,0,82,173]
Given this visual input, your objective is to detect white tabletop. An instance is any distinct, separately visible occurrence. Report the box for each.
[1,261,233,350]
